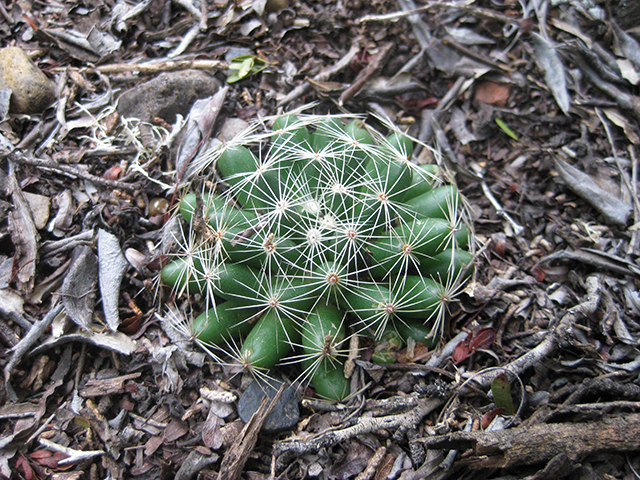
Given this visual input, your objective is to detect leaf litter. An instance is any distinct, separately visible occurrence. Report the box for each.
[1,0,640,479]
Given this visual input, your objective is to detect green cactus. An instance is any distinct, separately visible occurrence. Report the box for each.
[160,113,474,400]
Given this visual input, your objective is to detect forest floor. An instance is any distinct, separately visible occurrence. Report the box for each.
[2,0,640,479]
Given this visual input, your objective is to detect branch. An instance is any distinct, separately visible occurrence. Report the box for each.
[39,438,104,465]
[460,275,601,391]
[8,151,139,193]
[419,412,640,469]
[274,397,443,460]
[277,40,361,107]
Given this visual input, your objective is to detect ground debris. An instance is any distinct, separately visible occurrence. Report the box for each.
[1,0,640,478]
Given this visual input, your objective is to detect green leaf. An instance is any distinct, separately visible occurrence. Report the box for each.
[227,55,269,83]
[495,118,519,141]
[238,57,255,79]
[491,372,515,416]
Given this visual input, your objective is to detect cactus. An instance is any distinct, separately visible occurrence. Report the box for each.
[161,113,473,400]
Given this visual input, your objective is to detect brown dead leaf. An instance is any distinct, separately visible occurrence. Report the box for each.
[163,418,189,443]
[7,169,39,293]
[202,410,223,450]
[29,450,69,469]
[144,435,164,456]
[475,80,511,107]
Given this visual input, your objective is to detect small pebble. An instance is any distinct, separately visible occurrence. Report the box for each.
[149,198,169,217]
[237,377,299,431]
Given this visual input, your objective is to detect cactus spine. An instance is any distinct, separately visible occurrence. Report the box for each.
[161,113,473,400]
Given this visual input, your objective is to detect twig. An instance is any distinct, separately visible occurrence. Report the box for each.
[441,37,512,72]
[39,438,104,465]
[356,1,516,25]
[629,145,640,254]
[217,385,285,480]
[274,397,444,460]
[8,151,139,193]
[339,42,394,105]
[278,41,361,107]
[83,58,227,75]
[440,417,472,471]
[417,76,467,147]
[355,446,388,480]
[461,275,601,391]
[419,412,640,469]
[481,180,525,235]
[4,304,64,402]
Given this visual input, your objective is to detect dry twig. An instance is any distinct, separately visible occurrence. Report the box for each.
[278,40,361,107]
[274,397,444,464]
[419,412,640,470]
[461,275,602,391]
[8,151,139,193]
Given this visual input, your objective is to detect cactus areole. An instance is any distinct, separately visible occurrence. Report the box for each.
[161,113,474,400]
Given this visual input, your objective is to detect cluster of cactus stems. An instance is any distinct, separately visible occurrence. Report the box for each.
[161,112,473,401]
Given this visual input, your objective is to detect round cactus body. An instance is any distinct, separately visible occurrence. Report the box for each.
[161,113,474,400]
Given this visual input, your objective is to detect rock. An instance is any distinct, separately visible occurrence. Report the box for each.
[22,192,50,230]
[117,70,221,123]
[237,377,300,431]
[219,117,249,143]
[0,47,56,114]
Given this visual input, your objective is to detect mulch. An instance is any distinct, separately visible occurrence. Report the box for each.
[1,0,640,479]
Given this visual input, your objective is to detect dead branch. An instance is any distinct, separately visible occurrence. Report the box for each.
[460,275,601,391]
[8,151,139,193]
[4,303,64,402]
[339,42,394,105]
[273,397,444,461]
[87,59,227,75]
[419,412,640,469]
[38,437,104,465]
[277,40,361,107]
[354,446,387,480]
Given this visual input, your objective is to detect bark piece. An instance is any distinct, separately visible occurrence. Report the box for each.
[419,413,640,469]
[79,372,141,398]
[217,384,284,480]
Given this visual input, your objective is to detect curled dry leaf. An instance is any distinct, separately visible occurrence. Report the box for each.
[7,167,39,293]
[60,245,98,330]
[452,327,496,364]
[554,158,631,226]
[530,32,570,115]
[98,229,129,331]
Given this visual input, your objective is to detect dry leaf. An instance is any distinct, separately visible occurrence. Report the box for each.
[475,81,511,107]
[98,229,128,331]
[531,33,570,115]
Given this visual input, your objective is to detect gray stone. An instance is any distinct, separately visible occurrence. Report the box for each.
[117,70,221,123]
[0,47,56,114]
[237,378,300,431]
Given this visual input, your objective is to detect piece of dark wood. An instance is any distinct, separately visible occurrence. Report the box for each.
[216,384,284,480]
[419,413,640,469]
